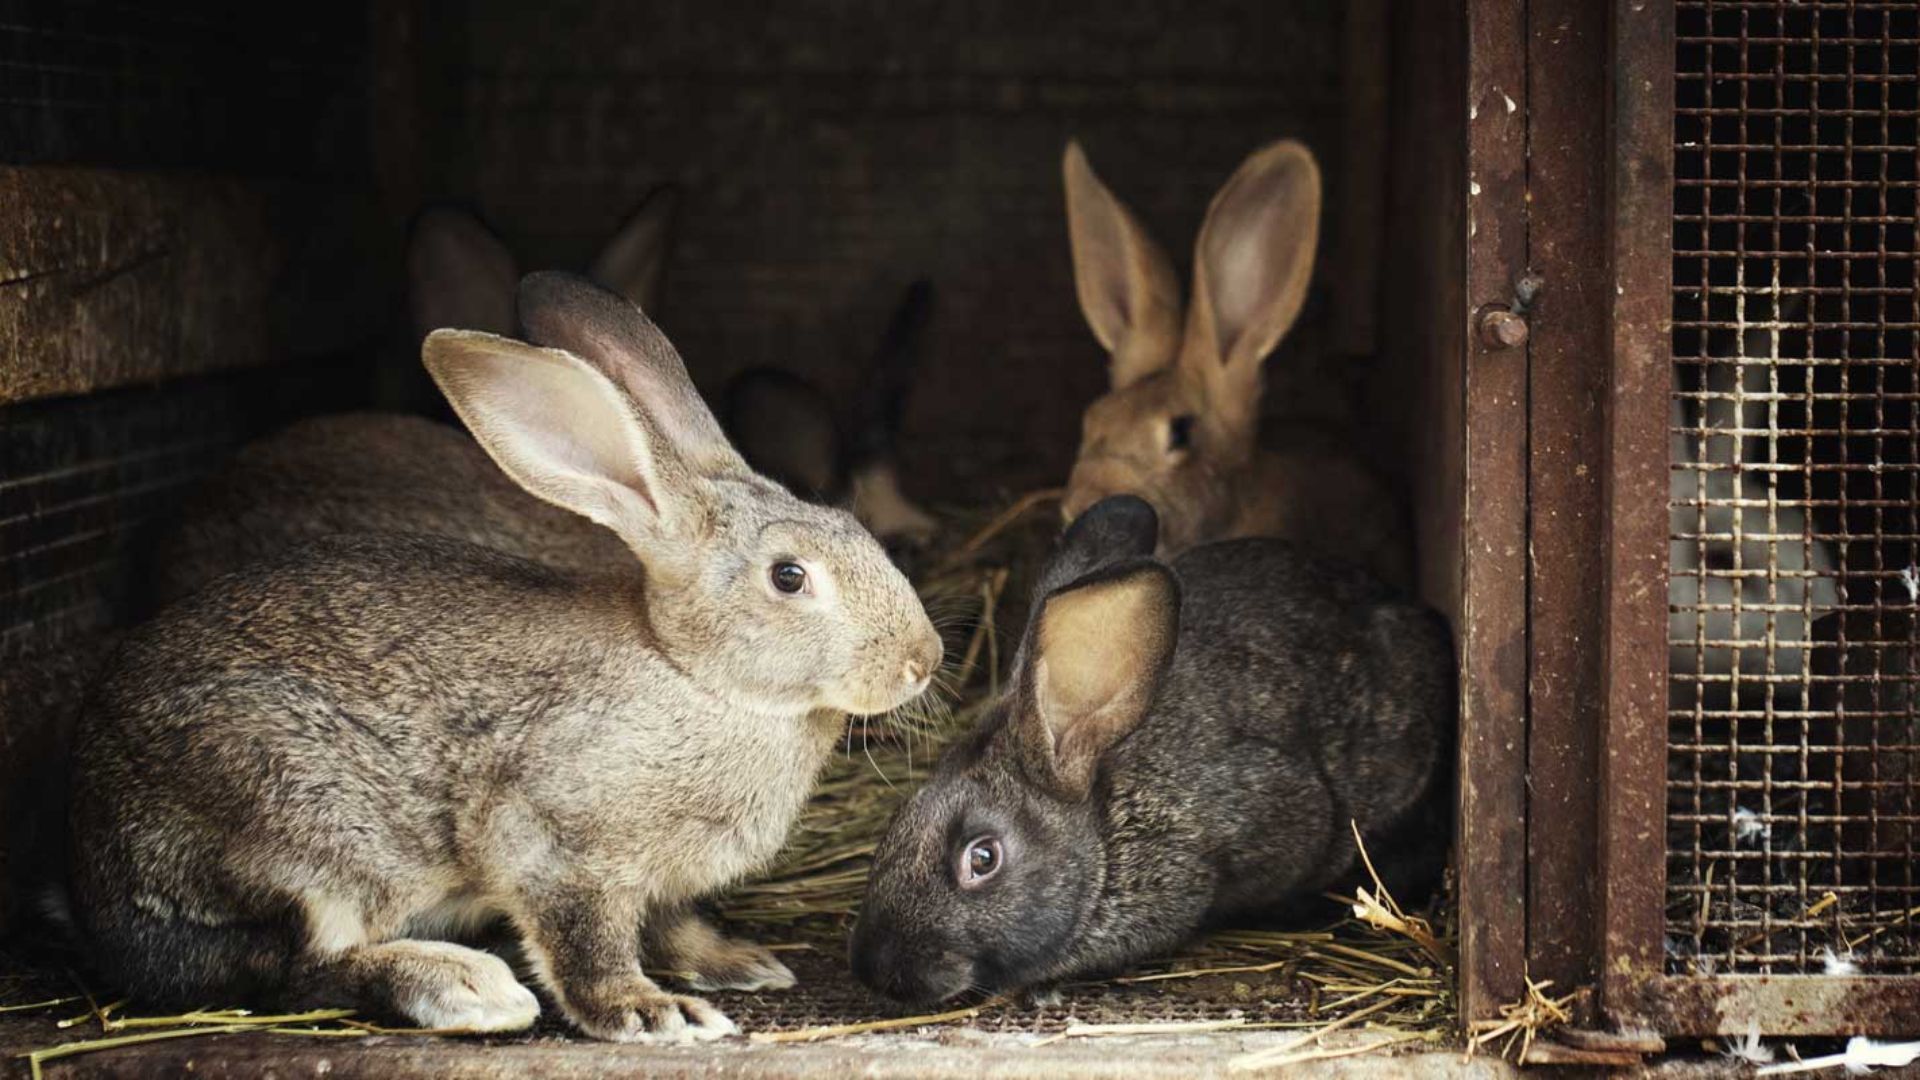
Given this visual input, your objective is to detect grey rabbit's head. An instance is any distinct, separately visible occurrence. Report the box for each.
[851,497,1176,1003]
[429,271,941,717]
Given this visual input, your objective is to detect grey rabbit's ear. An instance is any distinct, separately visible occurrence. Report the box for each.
[1033,494,1161,598]
[1014,561,1179,801]
[423,329,699,559]
[408,205,519,341]
[516,271,748,482]
[588,184,681,315]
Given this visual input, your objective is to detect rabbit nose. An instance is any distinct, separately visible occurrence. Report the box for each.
[903,634,942,689]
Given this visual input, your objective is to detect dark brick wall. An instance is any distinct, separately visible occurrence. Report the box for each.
[444,0,1350,497]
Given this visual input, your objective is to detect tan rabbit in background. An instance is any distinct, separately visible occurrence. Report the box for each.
[69,273,943,1041]
[1059,140,1411,588]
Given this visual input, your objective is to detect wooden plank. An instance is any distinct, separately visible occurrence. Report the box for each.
[369,0,463,224]
[1597,0,1677,1032]
[0,168,280,404]
[1331,0,1389,359]
[1630,975,1920,1037]
[1382,0,1529,1024]
[1379,0,1467,613]
[1523,0,1608,1016]
[1458,0,1533,1024]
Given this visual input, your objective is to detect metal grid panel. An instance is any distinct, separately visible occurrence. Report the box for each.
[700,945,1317,1035]
[0,1,370,176]
[1667,0,1920,976]
[0,369,364,661]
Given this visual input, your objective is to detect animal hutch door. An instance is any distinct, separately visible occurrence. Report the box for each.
[1444,0,1920,1041]
[1592,0,1920,1038]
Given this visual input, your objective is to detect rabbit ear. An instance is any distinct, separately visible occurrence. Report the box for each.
[848,278,934,468]
[408,205,519,340]
[423,329,696,557]
[1032,495,1161,598]
[1181,140,1321,405]
[516,271,748,481]
[1016,561,1180,802]
[588,184,681,315]
[1063,141,1182,389]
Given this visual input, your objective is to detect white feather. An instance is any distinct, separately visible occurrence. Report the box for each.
[1819,946,1861,976]
[1723,1021,1775,1065]
[1757,1037,1920,1076]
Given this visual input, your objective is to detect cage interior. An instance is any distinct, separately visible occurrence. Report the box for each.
[1665,0,1920,978]
[0,0,1473,1063]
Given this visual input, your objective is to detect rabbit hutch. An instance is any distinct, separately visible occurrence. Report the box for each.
[1,0,1917,1076]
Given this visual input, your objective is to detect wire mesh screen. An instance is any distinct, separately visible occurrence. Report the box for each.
[1667,0,1920,976]
[0,1,370,175]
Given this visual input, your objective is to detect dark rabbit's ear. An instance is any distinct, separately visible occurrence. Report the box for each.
[1033,495,1161,598]
[1014,561,1179,801]
[588,184,681,315]
[723,367,842,498]
[408,205,518,341]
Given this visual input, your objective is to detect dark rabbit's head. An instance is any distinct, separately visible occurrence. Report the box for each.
[850,496,1178,1004]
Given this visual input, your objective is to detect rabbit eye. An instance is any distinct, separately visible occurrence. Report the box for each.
[958,835,1003,889]
[770,561,809,595]
[1166,414,1196,453]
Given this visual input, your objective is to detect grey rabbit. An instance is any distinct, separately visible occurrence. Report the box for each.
[147,192,683,607]
[68,272,943,1041]
[850,495,1451,1005]
[151,209,935,607]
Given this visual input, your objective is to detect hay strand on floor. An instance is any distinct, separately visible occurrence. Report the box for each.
[748,996,1011,1044]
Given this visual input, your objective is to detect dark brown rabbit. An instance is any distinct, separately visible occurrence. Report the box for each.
[850,495,1450,1005]
[69,273,943,1041]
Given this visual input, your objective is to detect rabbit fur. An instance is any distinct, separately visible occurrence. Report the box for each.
[1058,141,1410,588]
[849,495,1449,1005]
[69,273,943,1042]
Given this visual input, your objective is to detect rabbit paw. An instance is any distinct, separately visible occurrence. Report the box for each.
[384,941,541,1032]
[682,939,797,993]
[568,980,739,1044]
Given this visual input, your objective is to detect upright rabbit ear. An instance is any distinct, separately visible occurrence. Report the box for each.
[1015,562,1180,802]
[408,205,519,340]
[1032,495,1161,599]
[423,330,692,560]
[1063,141,1182,389]
[516,271,748,481]
[1181,140,1321,411]
[589,184,681,315]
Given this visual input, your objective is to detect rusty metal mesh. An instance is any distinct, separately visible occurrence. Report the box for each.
[1667,0,1920,976]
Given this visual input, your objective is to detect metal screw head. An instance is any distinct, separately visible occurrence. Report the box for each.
[1478,307,1530,350]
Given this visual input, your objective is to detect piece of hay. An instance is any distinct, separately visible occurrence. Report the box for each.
[1347,820,1451,969]
[1465,975,1579,1062]
[748,996,1011,1044]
